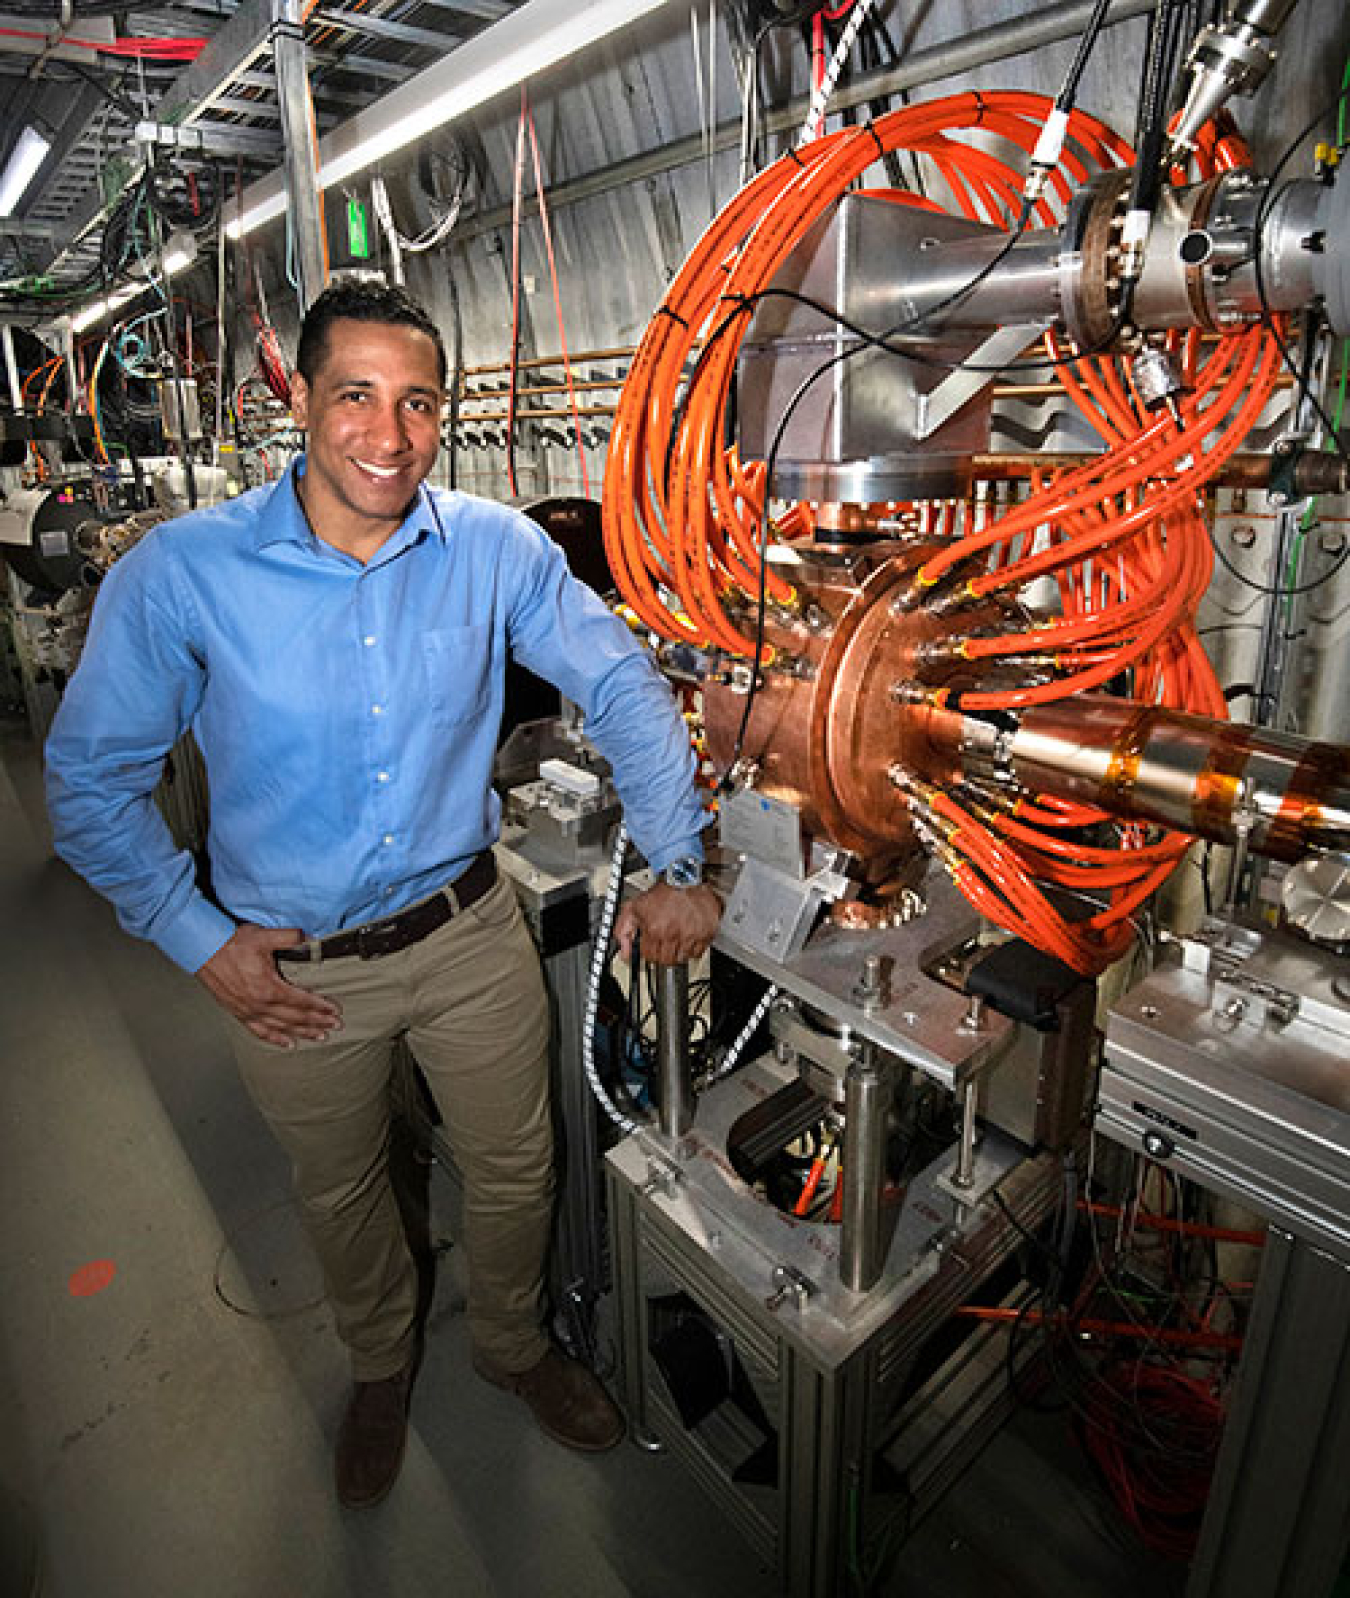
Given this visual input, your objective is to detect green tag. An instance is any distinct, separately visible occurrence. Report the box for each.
[347,197,370,259]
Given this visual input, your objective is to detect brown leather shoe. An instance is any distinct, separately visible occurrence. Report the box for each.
[474,1347,626,1452]
[334,1364,413,1509]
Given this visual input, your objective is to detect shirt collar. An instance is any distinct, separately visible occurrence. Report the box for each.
[253,457,443,560]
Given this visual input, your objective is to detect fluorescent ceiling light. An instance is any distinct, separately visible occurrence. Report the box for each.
[226,0,671,240]
[69,284,140,335]
[0,126,52,218]
[67,243,196,334]
[161,231,197,277]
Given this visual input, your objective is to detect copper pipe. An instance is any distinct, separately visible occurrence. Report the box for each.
[948,694,1350,860]
[464,378,622,398]
[452,403,616,423]
[460,345,635,378]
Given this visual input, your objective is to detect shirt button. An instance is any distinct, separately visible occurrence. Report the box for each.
[382,833,395,846]
[363,635,377,647]
[371,704,384,716]
[376,771,391,783]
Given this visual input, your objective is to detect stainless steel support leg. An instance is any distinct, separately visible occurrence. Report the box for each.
[953,1078,979,1190]
[657,963,692,1140]
[1186,1228,1350,1598]
[841,1043,889,1293]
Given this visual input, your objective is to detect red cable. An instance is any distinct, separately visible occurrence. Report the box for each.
[525,107,590,498]
[506,88,528,498]
[0,28,207,58]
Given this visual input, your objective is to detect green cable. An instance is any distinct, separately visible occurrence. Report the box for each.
[1281,333,1350,621]
[1340,55,1350,148]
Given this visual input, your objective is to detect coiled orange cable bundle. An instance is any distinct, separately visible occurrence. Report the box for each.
[602,92,1284,974]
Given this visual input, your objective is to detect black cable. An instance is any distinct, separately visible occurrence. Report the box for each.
[1059,0,1116,110]
[1208,523,1350,596]
[1116,0,1190,325]
[445,266,464,492]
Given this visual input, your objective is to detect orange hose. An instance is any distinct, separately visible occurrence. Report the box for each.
[606,96,1279,973]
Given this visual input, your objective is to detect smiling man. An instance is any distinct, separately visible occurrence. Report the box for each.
[45,279,720,1508]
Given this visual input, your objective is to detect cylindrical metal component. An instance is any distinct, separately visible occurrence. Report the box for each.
[2,325,22,414]
[840,1043,890,1294]
[1059,171,1328,344]
[891,231,1064,331]
[656,964,693,1141]
[986,695,1350,860]
[866,169,1336,347]
[274,0,328,309]
[953,1079,980,1190]
[1170,0,1297,152]
[63,323,78,417]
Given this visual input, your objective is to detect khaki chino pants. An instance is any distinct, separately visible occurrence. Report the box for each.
[226,875,553,1381]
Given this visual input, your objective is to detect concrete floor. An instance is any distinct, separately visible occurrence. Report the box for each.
[0,715,1181,1598]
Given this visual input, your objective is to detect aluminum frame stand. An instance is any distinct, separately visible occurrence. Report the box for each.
[1186,1227,1350,1598]
[606,1055,1065,1598]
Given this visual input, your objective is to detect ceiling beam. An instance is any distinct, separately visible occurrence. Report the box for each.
[309,9,464,51]
[409,0,512,22]
[35,0,277,278]
[155,0,276,126]
[310,49,419,82]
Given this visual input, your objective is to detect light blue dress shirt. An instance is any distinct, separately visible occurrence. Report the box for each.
[44,463,705,972]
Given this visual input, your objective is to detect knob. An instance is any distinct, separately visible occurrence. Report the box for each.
[1142,1130,1175,1161]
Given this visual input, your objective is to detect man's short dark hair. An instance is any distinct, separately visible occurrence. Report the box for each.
[296,279,447,387]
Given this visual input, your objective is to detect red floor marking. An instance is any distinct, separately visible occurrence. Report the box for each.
[68,1259,116,1298]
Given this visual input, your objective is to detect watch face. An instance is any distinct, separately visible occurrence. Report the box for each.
[664,858,703,888]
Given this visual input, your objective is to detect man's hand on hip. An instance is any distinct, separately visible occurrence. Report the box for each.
[614,882,722,966]
[197,925,343,1046]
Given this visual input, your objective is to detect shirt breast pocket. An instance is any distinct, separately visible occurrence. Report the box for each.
[423,624,492,727]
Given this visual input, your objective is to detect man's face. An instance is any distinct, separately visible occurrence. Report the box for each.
[290,317,443,546]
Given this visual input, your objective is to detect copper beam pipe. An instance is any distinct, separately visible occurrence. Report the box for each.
[951,694,1350,860]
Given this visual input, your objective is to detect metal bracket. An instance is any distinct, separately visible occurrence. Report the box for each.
[765,1264,816,1313]
[638,1142,684,1200]
[134,120,281,160]
[914,322,1049,440]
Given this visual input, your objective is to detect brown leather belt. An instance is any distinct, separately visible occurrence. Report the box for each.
[276,852,497,963]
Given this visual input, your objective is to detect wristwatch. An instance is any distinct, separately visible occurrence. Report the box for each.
[661,856,704,889]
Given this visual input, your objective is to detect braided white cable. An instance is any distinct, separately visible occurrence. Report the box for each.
[707,982,780,1084]
[799,0,879,147]
[581,824,644,1136]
